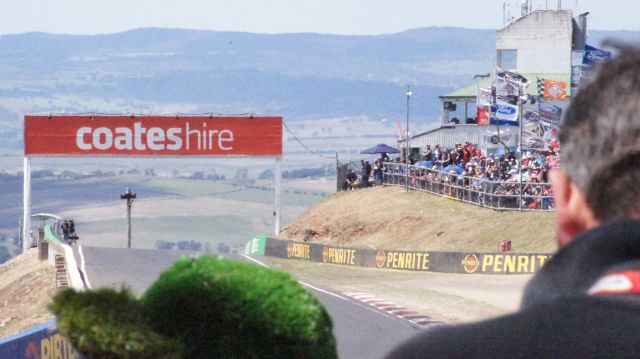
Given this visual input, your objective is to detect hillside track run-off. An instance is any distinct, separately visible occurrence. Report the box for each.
[240,254,441,329]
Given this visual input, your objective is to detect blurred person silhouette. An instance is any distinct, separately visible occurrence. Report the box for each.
[344,169,358,190]
[61,220,70,242]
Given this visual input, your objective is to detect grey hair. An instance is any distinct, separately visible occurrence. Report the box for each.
[560,43,640,221]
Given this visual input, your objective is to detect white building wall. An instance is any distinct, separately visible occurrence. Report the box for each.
[496,10,573,74]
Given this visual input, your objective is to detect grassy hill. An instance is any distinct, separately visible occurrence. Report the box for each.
[279,186,556,253]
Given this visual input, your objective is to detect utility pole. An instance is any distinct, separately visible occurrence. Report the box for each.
[405,85,412,193]
[120,187,137,249]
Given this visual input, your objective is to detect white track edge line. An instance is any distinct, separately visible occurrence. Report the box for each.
[78,245,92,290]
[239,254,348,301]
[240,254,269,267]
[238,254,418,325]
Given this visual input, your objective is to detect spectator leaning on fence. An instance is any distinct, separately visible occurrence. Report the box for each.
[423,145,432,161]
[373,159,384,185]
[387,43,640,359]
[381,137,558,209]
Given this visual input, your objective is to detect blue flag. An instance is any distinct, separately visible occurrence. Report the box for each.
[490,101,519,126]
[537,101,562,124]
[583,44,612,66]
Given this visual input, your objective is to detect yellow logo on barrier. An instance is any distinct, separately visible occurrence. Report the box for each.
[375,250,386,268]
[481,254,550,273]
[24,333,80,359]
[462,254,480,273]
[380,251,430,271]
[286,242,310,260]
[322,246,356,265]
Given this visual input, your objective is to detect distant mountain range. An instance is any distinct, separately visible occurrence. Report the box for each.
[0,27,637,149]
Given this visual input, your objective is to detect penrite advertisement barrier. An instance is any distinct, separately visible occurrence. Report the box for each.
[258,238,551,274]
[24,115,282,157]
[0,321,83,359]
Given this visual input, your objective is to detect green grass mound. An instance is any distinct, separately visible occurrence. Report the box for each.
[141,256,337,359]
[49,288,182,359]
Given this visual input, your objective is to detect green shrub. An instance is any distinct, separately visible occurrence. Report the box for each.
[140,256,337,359]
[49,288,182,359]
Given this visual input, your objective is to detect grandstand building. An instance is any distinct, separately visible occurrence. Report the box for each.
[402,7,588,160]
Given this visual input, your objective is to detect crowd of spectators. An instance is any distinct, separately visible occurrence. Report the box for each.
[341,140,557,210]
[384,141,558,210]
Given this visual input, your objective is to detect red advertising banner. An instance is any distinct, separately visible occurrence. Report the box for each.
[24,115,282,156]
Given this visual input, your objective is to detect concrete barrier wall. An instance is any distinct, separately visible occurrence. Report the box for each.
[43,225,65,267]
[43,225,84,290]
[245,236,267,256]
[257,237,551,274]
[0,321,84,359]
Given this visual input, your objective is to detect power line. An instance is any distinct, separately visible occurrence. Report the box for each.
[282,120,336,160]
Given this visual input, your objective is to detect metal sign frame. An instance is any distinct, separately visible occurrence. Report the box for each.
[22,114,283,252]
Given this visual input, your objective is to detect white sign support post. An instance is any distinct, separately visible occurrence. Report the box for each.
[22,156,31,253]
[274,156,282,235]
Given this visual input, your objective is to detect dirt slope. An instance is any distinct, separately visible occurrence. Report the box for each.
[0,249,57,339]
[279,186,557,253]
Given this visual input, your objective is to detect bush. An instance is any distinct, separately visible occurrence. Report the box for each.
[50,257,337,358]
[141,256,337,359]
[49,288,182,359]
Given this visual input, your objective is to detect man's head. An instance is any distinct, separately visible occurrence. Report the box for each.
[550,44,640,246]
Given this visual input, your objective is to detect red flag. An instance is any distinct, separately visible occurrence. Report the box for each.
[476,107,490,126]
[396,117,403,139]
[396,117,404,152]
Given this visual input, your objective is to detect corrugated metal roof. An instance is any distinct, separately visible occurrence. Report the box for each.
[440,77,492,99]
[440,73,571,99]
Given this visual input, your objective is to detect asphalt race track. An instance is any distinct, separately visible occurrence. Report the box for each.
[75,246,421,358]
[75,246,197,293]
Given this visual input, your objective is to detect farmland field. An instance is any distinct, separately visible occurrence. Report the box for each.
[1,173,332,253]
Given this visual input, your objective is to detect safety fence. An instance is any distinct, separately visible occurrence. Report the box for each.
[246,237,552,275]
[383,162,554,211]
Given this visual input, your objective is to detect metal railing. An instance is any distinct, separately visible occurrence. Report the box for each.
[383,162,554,211]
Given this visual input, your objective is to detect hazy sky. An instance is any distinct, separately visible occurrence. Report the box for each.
[3,0,639,35]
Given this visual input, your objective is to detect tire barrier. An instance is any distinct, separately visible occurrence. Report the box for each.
[247,237,552,275]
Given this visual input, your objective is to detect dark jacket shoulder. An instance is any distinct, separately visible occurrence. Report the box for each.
[386,296,640,359]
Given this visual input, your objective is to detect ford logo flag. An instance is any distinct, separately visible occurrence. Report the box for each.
[538,102,559,114]
[491,104,517,115]
[490,100,519,125]
[583,44,612,66]
[538,101,562,123]
[524,111,540,122]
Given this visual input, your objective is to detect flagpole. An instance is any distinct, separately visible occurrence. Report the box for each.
[489,83,500,193]
[518,84,524,211]
[405,85,412,193]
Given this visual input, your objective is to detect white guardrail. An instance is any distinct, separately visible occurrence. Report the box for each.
[44,225,85,291]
